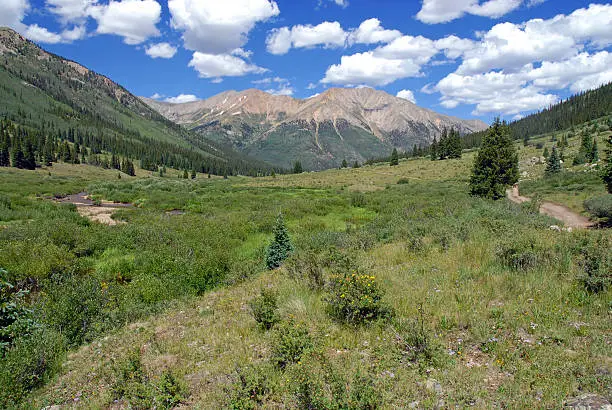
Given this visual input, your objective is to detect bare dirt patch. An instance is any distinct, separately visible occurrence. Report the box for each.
[55,192,133,226]
[506,185,593,229]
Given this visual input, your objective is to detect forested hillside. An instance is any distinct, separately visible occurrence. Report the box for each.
[0,28,278,176]
[463,82,612,148]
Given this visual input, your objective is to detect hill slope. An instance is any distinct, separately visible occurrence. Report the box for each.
[463,82,612,148]
[0,27,274,175]
[143,88,487,170]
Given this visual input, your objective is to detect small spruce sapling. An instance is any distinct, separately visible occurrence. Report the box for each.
[266,213,294,269]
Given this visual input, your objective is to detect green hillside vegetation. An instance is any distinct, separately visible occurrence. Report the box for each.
[463,82,612,149]
[0,28,278,176]
[1,118,610,407]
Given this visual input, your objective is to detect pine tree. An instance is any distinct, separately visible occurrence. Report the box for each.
[590,139,599,162]
[341,158,348,168]
[265,213,294,269]
[390,148,399,166]
[11,143,24,169]
[352,161,360,168]
[191,169,196,179]
[448,128,462,159]
[543,147,549,158]
[469,118,519,200]
[602,134,612,193]
[412,144,418,158]
[579,133,593,162]
[293,161,303,174]
[430,137,438,161]
[183,169,188,179]
[545,146,561,176]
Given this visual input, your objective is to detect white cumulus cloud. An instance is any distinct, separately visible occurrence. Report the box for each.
[321,52,422,87]
[188,52,267,79]
[164,94,200,104]
[266,21,347,55]
[0,0,29,29]
[45,0,96,24]
[145,42,178,59]
[89,0,161,45]
[416,0,523,24]
[396,89,416,103]
[347,18,401,45]
[169,0,279,54]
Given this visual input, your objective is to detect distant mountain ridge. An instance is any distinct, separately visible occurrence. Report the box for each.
[0,27,275,175]
[143,88,487,170]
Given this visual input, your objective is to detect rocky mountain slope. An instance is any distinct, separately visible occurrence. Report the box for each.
[0,27,274,175]
[143,88,487,170]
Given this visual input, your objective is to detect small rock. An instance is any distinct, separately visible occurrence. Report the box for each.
[426,378,443,395]
[550,225,561,232]
[408,401,419,409]
[565,394,612,409]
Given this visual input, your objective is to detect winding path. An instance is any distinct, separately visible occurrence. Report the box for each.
[506,185,593,229]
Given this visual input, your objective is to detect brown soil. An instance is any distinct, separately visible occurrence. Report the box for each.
[506,185,593,229]
[55,192,132,226]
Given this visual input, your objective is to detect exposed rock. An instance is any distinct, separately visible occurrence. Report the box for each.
[564,394,612,409]
[425,378,443,395]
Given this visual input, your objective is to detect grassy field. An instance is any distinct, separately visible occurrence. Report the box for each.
[1,126,610,408]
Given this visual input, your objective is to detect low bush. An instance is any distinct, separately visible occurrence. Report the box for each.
[228,364,275,409]
[325,273,392,325]
[285,250,325,290]
[290,359,380,409]
[584,194,612,221]
[578,234,611,293]
[393,309,443,367]
[112,350,188,409]
[350,192,367,207]
[397,178,410,185]
[249,288,280,330]
[271,318,313,369]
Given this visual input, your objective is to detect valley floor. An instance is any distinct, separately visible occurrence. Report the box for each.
[1,140,610,409]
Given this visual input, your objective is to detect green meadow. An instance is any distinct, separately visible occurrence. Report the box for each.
[1,126,610,409]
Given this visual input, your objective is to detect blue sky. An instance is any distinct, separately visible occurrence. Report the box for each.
[1,0,611,123]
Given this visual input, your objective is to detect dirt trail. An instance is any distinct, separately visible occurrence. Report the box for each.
[55,192,132,225]
[506,185,593,229]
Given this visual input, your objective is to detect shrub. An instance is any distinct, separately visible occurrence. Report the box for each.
[325,273,391,325]
[290,360,381,409]
[266,213,294,270]
[0,327,65,408]
[155,370,188,409]
[111,350,187,409]
[285,250,325,290]
[350,192,367,208]
[271,318,313,369]
[584,194,612,221]
[249,288,280,330]
[397,178,410,185]
[0,275,38,354]
[393,309,442,366]
[579,234,611,293]
[496,239,543,271]
[228,364,275,409]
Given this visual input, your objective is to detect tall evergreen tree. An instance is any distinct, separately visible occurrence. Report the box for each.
[390,148,399,166]
[341,158,348,168]
[602,134,612,193]
[590,139,599,162]
[469,119,519,200]
[293,161,303,174]
[545,146,561,176]
[430,137,438,161]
